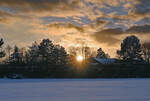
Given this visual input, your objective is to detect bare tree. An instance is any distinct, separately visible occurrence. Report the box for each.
[6,45,12,60]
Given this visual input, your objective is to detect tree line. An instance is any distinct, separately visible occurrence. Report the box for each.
[0,35,150,78]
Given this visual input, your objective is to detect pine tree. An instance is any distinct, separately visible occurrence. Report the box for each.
[38,39,54,63]
[96,48,108,58]
[142,42,150,63]
[10,46,23,64]
[28,41,39,63]
[117,35,142,60]
[52,45,68,65]
[0,38,5,58]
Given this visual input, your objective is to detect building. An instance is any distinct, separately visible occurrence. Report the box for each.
[92,58,116,65]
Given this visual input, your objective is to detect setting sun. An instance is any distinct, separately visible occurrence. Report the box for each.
[76,55,83,62]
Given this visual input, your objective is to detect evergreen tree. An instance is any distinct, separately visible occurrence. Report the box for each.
[38,39,54,63]
[10,46,23,64]
[28,41,39,64]
[0,38,5,58]
[96,48,109,58]
[52,45,68,65]
[142,42,150,63]
[117,35,142,60]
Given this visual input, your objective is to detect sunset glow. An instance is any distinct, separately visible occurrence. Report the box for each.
[0,0,150,58]
[0,1,150,100]
[76,55,83,62]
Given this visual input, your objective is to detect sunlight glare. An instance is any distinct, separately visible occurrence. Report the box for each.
[77,55,83,62]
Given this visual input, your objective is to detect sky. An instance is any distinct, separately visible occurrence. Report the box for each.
[0,0,150,57]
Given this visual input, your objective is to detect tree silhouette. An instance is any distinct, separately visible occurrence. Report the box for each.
[10,46,23,64]
[142,42,150,63]
[38,39,54,64]
[0,38,5,58]
[117,35,142,60]
[52,45,68,65]
[96,48,109,58]
[6,45,12,61]
[27,41,39,64]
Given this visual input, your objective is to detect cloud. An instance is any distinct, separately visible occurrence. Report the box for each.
[0,0,81,11]
[0,0,149,24]
[0,18,50,47]
[130,0,150,15]
[126,24,150,33]
[91,24,150,46]
[92,28,123,45]
[1,0,150,58]
[0,0,142,25]
[127,0,150,19]
[47,22,84,33]
[86,0,122,7]
[0,10,13,17]
[97,28,123,35]
[0,0,84,18]
[0,10,13,23]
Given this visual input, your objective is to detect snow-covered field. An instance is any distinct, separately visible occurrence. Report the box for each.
[0,79,150,101]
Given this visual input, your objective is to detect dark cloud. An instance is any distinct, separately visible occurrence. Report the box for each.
[0,0,81,12]
[0,9,34,23]
[0,10,13,17]
[95,19,110,26]
[126,25,150,33]
[92,24,150,46]
[92,28,123,45]
[1,0,150,50]
[130,0,150,16]
[98,28,123,35]
[47,22,84,33]
[0,10,14,23]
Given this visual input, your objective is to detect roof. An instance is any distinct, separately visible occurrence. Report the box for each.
[93,58,116,64]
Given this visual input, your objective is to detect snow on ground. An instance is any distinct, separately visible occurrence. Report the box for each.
[0,79,150,101]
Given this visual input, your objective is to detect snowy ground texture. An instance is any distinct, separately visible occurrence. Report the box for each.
[0,79,150,101]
